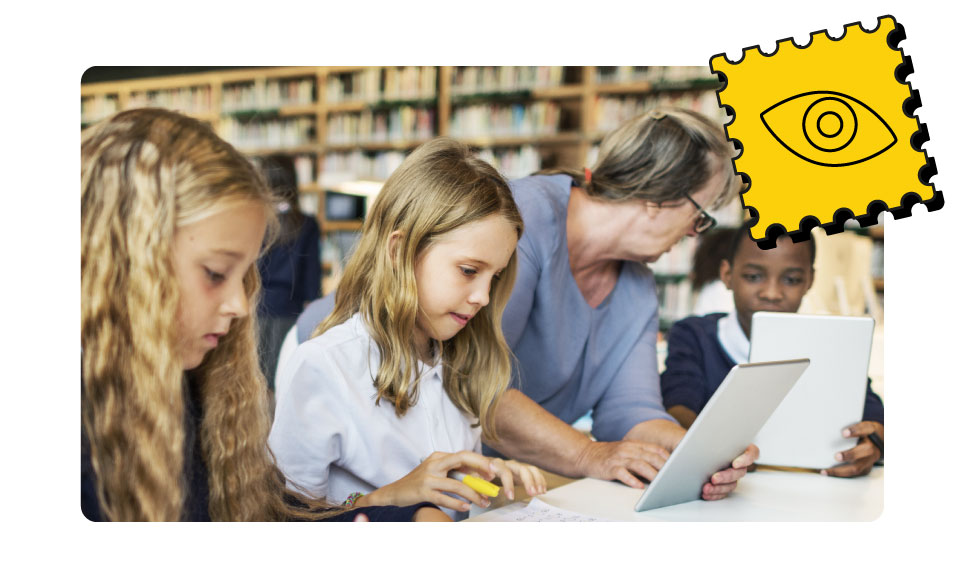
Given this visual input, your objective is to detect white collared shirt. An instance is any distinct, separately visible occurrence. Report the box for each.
[268,313,481,519]
[717,310,750,364]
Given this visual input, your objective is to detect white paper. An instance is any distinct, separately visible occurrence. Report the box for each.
[490,498,611,522]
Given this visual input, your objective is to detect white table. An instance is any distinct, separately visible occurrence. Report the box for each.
[468,466,883,521]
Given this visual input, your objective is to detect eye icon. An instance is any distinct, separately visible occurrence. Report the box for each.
[760,91,896,167]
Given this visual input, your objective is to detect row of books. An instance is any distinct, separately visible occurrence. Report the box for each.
[312,144,542,185]
[475,146,542,180]
[319,150,407,184]
[448,102,562,139]
[596,66,715,84]
[219,116,315,150]
[450,67,566,96]
[593,91,726,133]
[326,67,437,103]
[81,95,119,124]
[127,86,212,115]
[222,78,315,113]
[294,155,315,187]
[326,108,435,145]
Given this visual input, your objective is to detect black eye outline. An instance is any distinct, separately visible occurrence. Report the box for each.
[760,91,897,167]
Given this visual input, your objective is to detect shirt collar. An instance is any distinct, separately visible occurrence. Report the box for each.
[419,342,444,381]
[717,310,750,364]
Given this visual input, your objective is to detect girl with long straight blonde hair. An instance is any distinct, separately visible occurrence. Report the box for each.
[81,108,445,522]
[269,137,547,519]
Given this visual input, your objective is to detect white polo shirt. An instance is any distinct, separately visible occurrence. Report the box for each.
[716,310,750,364]
[269,313,481,519]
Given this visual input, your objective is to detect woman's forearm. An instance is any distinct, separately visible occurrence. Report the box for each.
[485,388,593,478]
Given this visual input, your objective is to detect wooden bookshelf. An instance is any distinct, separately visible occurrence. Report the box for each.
[82,66,729,305]
[323,220,364,232]
[81,66,724,187]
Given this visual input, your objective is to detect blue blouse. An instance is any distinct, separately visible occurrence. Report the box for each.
[501,175,674,442]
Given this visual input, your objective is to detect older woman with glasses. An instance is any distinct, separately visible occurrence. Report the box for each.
[483,107,758,501]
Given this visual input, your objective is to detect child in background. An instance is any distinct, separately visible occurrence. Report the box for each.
[660,220,884,477]
[689,226,738,316]
[254,154,321,398]
[269,138,546,519]
[81,109,445,521]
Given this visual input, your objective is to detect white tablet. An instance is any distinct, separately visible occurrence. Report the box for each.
[635,359,809,512]
[750,312,874,469]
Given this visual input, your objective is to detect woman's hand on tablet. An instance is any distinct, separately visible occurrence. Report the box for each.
[576,439,671,489]
[701,444,759,500]
[822,422,883,478]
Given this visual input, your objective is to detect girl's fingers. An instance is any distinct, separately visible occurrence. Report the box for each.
[438,450,496,477]
[437,477,489,508]
[428,491,474,513]
[532,468,547,494]
[508,461,536,496]
[512,463,545,496]
[488,458,516,501]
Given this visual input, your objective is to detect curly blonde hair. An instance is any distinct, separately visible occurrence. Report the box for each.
[314,137,523,440]
[82,108,337,521]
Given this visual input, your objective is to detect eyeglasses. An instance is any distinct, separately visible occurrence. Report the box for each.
[683,193,717,234]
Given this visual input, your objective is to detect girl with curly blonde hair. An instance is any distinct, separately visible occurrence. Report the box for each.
[81,108,445,521]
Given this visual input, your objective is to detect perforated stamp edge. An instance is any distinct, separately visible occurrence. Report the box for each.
[709,15,944,249]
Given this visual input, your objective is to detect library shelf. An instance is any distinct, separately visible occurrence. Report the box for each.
[593,79,720,95]
[221,106,316,119]
[324,140,427,152]
[458,132,582,148]
[325,101,369,113]
[450,86,584,103]
[530,85,584,99]
[325,65,371,73]
[82,66,739,317]
[278,104,322,117]
[241,145,323,157]
[594,81,655,94]
[323,220,364,232]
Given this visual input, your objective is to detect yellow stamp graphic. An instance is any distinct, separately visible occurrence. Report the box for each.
[710,15,943,247]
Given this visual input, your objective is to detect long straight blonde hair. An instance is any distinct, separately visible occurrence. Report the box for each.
[315,137,523,440]
[82,108,338,521]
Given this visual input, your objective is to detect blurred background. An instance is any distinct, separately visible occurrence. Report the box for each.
[81,65,884,396]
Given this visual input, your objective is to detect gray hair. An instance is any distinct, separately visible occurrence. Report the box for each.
[586,106,738,208]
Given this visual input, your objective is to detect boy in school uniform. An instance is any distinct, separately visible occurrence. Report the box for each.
[660,222,884,477]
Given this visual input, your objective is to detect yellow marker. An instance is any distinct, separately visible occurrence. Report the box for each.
[450,471,500,497]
